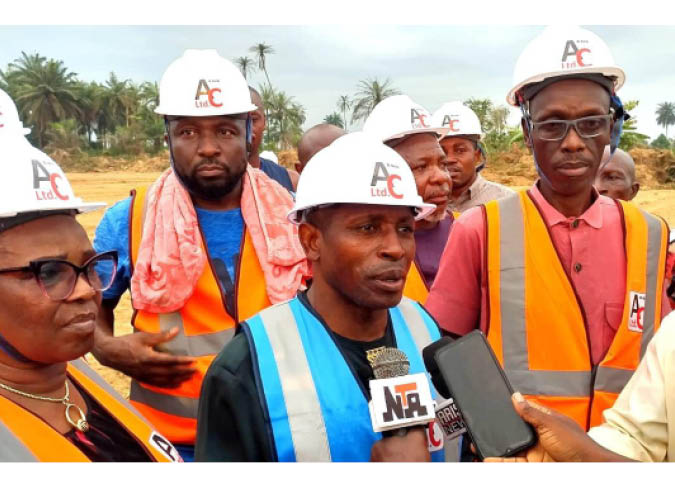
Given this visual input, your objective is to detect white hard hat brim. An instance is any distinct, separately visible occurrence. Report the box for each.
[0,201,106,219]
[440,132,483,141]
[384,126,449,143]
[287,201,437,225]
[507,66,626,106]
[154,103,258,117]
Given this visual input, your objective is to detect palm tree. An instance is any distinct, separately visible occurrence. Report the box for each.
[75,80,105,145]
[464,98,494,133]
[323,112,344,128]
[351,78,400,124]
[249,43,274,88]
[337,95,351,131]
[490,106,510,135]
[102,73,134,129]
[268,90,305,150]
[656,102,675,138]
[234,56,255,80]
[7,52,82,147]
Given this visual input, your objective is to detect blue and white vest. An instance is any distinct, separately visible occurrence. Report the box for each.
[243,296,443,462]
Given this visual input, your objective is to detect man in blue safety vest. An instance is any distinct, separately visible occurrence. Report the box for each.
[196,132,447,462]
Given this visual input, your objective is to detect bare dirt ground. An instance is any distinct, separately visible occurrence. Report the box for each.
[69,169,675,398]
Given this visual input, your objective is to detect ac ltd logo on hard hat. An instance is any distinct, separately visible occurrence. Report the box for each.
[194,79,223,109]
[561,40,593,70]
[371,161,404,200]
[410,108,429,129]
[442,115,460,132]
[32,159,69,201]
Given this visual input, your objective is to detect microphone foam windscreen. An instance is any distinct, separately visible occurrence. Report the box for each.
[371,348,410,379]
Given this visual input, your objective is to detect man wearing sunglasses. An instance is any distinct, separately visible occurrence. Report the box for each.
[426,25,671,433]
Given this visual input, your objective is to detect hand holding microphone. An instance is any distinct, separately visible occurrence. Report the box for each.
[367,348,438,461]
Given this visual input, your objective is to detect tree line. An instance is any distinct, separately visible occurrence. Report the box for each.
[2,46,673,161]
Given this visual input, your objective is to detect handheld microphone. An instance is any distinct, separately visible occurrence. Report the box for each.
[368,348,436,437]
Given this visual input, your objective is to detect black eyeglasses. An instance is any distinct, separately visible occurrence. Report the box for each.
[0,251,118,301]
[531,114,613,142]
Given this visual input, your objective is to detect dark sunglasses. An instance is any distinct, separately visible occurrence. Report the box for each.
[0,251,118,301]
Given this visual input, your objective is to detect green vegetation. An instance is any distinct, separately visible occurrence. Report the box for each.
[323,112,344,128]
[1,46,669,168]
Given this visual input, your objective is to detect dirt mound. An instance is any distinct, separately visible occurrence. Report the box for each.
[484,146,675,189]
[630,148,675,187]
[277,149,299,170]
[483,145,538,187]
[50,150,170,173]
[54,146,675,190]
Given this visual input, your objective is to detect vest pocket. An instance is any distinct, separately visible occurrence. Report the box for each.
[603,302,623,352]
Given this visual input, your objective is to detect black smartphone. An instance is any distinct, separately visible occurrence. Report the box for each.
[431,330,536,459]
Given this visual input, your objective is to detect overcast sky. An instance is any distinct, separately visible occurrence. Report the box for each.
[1,25,674,140]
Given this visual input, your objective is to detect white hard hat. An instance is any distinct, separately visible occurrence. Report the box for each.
[155,49,257,117]
[260,150,278,164]
[363,95,448,144]
[0,88,30,138]
[288,132,435,224]
[432,101,483,140]
[507,25,625,107]
[670,230,675,245]
[0,137,105,218]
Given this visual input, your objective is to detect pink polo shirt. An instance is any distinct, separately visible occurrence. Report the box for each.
[425,183,672,365]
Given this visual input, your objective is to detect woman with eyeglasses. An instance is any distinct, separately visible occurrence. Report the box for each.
[0,132,181,462]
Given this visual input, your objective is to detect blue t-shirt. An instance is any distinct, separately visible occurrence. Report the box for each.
[93,197,244,302]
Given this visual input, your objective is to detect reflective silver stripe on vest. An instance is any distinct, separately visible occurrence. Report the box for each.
[497,194,529,372]
[505,370,592,397]
[135,312,235,358]
[0,420,37,461]
[496,194,592,397]
[258,302,331,462]
[640,210,664,359]
[397,298,433,351]
[130,381,199,419]
[594,366,636,394]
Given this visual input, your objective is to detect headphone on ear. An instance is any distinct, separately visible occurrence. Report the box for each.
[610,95,630,155]
[246,115,253,153]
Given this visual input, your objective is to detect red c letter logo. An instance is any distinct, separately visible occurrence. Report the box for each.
[576,48,590,67]
[50,173,69,201]
[387,174,403,199]
[207,88,222,107]
[448,119,459,132]
[428,421,442,448]
[637,307,644,330]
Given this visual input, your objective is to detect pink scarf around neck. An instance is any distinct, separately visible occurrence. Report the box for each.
[130,166,310,313]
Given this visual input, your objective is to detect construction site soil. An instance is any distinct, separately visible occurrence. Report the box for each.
[68,147,675,397]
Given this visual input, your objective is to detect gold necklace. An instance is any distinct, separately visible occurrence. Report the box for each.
[0,380,89,432]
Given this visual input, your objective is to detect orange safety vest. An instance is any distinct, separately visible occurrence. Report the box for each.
[128,186,272,444]
[0,359,179,462]
[404,212,459,303]
[484,190,668,430]
[404,260,429,303]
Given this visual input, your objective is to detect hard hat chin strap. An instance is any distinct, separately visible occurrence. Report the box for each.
[0,332,33,363]
[164,117,190,190]
[518,101,547,185]
[163,114,254,180]
[518,92,630,182]
[609,94,629,156]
